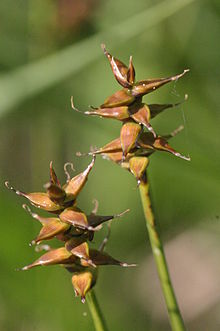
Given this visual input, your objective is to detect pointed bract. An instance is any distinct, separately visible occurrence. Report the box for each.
[87,209,129,228]
[149,101,182,119]
[89,249,136,267]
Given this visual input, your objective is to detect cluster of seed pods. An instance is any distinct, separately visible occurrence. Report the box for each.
[74,45,190,184]
[6,45,190,304]
[5,157,134,303]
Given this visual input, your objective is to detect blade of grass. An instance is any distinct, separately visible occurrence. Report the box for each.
[0,0,197,118]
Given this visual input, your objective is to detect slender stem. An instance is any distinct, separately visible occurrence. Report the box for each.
[139,176,186,331]
[87,290,109,331]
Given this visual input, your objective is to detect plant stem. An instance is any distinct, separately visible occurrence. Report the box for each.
[139,176,186,331]
[87,290,109,331]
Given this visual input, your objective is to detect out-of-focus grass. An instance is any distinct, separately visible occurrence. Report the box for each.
[0,0,220,330]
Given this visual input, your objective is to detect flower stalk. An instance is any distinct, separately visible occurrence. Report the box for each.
[87,290,109,331]
[139,175,186,331]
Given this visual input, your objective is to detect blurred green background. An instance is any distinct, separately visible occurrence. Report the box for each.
[0,0,220,330]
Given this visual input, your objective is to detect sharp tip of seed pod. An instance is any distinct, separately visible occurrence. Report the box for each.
[174,152,191,161]
[172,69,190,81]
[19,266,28,271]
[86,154,96,166]
[121,263,137,267]
[81,296,86,304]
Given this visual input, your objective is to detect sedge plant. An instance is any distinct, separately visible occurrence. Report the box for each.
[6,44,190,331]
[73,45,190,331]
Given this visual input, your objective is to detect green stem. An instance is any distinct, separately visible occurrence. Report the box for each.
[87,290,109,331]
[139,176,186,331]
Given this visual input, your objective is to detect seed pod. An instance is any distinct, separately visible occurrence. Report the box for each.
[5,182,63,212]
[152,136,190,161]
[44,182,67,204]
[59,207,89,230]
[129,156,149,184]
[101,151,125,163]
[138,132,190,160]
[21,247,75,270]
[85,105,130,121]
[23,204,70,244]
[102,44,133,88]
[65,240,95,266]
[131,69,189,97]
[91,138,122,156]
[129,103,156,137]
[120,122,141,157]
[63,156,95,197]
[101,89,135,108]
[72,271,96,303]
